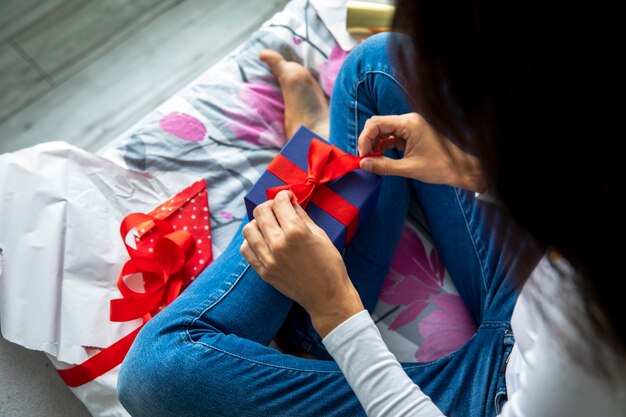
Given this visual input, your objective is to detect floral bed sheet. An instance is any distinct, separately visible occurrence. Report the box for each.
[101,0,475,363]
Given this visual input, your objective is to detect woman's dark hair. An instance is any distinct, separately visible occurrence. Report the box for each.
[391,1,623,374]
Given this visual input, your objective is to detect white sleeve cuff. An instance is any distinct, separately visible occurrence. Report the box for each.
[322,309,372,349]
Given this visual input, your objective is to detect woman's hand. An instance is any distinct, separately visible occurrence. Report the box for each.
[358,113,487,193]
[240,190,364,338]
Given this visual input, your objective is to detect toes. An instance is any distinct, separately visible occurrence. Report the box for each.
[259,49,287,76]
[259,50,312,89]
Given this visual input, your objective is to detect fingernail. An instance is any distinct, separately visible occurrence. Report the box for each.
[360,158,372,172]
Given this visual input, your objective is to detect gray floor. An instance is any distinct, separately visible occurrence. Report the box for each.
[0,0,287,415]
[0,338,93,416]
[0,0,287,154]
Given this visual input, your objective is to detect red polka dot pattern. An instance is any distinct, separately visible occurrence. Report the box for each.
[134,180,213,287]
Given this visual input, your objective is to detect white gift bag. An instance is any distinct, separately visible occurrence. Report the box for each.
[0,142,199,417]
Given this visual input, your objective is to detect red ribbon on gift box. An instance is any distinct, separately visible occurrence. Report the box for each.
[266,138,377,244]
[57,180,213,387]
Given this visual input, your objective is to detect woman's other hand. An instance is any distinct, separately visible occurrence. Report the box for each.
[240,190,364,338]
[359,113,487,193]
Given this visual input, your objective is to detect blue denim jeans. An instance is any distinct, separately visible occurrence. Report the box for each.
[118,33,531,417]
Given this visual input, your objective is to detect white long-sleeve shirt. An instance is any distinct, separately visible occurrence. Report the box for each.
[323,256,626,416]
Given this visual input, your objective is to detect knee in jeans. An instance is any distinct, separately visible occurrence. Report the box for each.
[334,32,411,99]
[117,324,176,415]
[342,32,397,72]
[340,33,385,77]
[117,322,245,415]
[354,32,392,56]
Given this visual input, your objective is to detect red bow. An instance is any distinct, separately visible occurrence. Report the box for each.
[57,205,200,387]
[266,138,362,207]
[109,213,195,323]
[264,138,380,245]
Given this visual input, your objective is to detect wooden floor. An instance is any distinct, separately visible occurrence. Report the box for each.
[0,1,287,416]
[0,0,288,154]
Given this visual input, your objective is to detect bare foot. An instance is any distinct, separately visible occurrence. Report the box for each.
[259,50,330,139]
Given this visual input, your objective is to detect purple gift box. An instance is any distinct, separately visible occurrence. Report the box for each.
[244,126,381,250]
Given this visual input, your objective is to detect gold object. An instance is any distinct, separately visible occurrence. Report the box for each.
[346,1,395,34]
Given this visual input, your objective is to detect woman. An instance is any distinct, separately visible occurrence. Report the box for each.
[117,1,625,416]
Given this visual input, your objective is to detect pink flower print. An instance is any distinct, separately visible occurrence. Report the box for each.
[319,45,350,96]
[226,82,285,147]
[293,36,302,46]
[219,210,233,221]
[379,226,446,330]
[159,112,206,142]
[415,293,476,362]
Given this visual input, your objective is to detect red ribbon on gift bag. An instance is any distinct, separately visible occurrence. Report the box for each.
[57,180,213,387]
[266,138,378,244]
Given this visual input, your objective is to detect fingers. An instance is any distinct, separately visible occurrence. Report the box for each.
[358,115,412,156]
[272,191,304,230]
[252,192,313,255]
[359,155,416,177]
[239,220,271,266]
[293,203,317,231]
[264,190,323,236]
[378,135,403,153]
[253,200,282,245]
[272,191,326,242]
[240,239,263,272]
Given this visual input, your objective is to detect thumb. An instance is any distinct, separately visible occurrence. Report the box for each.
[294,204,326,236]
[360,156,403,176]
[294,203,316,228]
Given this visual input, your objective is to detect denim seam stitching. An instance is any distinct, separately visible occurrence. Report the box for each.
[184,308,507,375]
[357,70,412,98]
[454,189,489,292]
[188,338,344,375]
[351,78,359,154]
[352,70,413,155]
[479,320,510,329]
